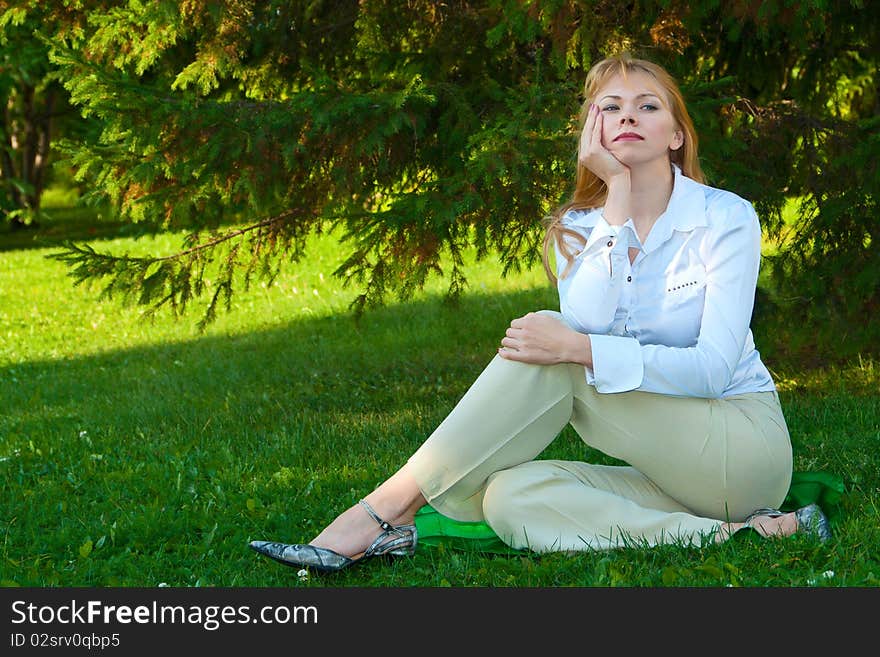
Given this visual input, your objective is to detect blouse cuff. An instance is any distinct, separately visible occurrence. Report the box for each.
[586,334,644,393]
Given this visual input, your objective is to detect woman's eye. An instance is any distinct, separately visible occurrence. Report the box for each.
[640,104,659,111]
[601,104,619,112]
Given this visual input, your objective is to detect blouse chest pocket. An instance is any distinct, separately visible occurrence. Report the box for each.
[662,265,707,307]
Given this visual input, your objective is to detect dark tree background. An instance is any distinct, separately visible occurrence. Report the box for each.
[1,1,877,354]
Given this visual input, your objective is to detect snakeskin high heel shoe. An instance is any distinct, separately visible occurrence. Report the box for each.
[742,503,832,542]
[249,499,418,573]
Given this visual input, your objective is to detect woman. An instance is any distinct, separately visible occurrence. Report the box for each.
[250,54,830,572]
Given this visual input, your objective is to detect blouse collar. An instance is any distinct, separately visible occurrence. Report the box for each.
[565,165,708,253]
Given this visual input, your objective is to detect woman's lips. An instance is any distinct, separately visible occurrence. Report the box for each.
[614,132,643,141]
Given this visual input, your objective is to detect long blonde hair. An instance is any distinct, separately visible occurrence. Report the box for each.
[542,54,705,282]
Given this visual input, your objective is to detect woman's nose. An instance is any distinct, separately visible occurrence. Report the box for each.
[619,114,636,125]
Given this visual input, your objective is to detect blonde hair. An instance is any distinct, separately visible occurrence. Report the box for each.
[542,54,705,282]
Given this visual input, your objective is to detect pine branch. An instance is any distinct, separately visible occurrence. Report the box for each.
[47,207,313,328]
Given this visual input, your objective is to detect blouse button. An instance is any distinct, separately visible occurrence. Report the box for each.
[626,275,632,282]
[606,240,613,247]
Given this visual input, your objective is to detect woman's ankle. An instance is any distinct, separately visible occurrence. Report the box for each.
[361,493,424,527]
[715,521,744,543]
[362,466,426,525]
[747,512,798,537]
[716,511,798,543]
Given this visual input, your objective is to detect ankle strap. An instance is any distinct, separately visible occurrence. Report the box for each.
[742,507,784,528]
[359,499,394,532]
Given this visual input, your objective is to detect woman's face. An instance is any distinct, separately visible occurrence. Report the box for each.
[592,71,683,169]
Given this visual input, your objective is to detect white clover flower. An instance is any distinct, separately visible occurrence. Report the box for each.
[297,569,309,582]
[808,570,835,586]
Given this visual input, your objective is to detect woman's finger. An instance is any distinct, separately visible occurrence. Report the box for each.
[579,104,596,160]
[590,104,603,152]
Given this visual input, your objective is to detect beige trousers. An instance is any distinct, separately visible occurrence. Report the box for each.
[407,328,792,553]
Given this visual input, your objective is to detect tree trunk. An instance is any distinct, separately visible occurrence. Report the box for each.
[1,93,24,210]
[30,87,55,217]
[1,82,54,229]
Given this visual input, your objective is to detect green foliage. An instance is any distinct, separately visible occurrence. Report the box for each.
[0,1,877,351]
[765,115,880,353]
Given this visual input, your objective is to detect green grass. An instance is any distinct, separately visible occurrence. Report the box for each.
[1,206,878,588]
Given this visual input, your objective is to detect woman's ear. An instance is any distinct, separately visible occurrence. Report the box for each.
[670,129,684,151]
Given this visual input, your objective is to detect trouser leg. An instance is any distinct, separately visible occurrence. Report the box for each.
[481,460,720,552]
[407,354,576,521]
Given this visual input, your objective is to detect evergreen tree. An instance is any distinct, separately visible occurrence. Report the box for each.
[1,1,876,349]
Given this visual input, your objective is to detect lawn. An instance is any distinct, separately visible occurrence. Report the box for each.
[1,201,878,588]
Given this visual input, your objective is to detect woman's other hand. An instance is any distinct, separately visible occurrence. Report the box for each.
[498,312,592,367]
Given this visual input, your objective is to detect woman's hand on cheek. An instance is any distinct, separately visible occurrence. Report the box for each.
[498,312,592,367]
[579,103,630,185]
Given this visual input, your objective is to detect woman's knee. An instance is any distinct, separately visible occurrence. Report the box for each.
[482,462,558,539]
[481,469,529,545]
[483,470,522,519]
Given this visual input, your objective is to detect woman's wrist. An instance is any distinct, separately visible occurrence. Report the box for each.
[566,332,593,368]
[602,172,631,225]
[605,169,631,188]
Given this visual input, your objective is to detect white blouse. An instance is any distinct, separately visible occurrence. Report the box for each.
[555,165,776,398]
